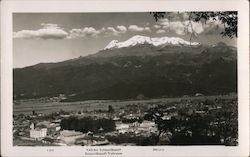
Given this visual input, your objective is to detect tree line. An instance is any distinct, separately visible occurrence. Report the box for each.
[60,116,116,133]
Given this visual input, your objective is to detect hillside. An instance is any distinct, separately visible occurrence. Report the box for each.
[13,35,237,101]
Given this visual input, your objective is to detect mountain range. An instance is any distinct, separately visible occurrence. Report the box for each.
[14,35,237,101]
[104,35,200,50]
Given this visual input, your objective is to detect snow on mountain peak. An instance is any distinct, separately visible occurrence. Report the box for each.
[104,40,119,49]
[104,35,200,50]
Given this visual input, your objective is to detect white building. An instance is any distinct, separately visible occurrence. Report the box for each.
[116,123,130,130]
[30,128,47,140]
[140,120,155,128]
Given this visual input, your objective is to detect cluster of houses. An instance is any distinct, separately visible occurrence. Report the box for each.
[29,121,61,140]
[26,101,218,145]
[115,120,157,135]
[13,96,235,146]
[29,121,109,146]
[60,130,109,146]
[28,119,157,146]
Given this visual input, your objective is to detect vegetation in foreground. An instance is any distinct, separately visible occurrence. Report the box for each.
[13,96,237,146]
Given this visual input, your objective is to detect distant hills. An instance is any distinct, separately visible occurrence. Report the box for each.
[13,35,237,101]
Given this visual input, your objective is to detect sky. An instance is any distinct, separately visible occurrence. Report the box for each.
[13,13,237,68]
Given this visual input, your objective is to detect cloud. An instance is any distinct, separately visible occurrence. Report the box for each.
[153,25,161,29]
[116,25,127,34]
[69,25,127,38]
[158,18,203,35]
[206,16,223,27]
[105,25,127,36]
[128,25,151,32]
[158,12,189,22]
[202,16,224,35]
[185,21,204,34]
[41,23,59,29]
[182,13,190,21]
[106,27,118,36]
[156,29,166,34]
[15,23,163,40]
[159,19,170,27]
[144,27,151,32]
[128,25,144,32]
[13,23,68,39]
[157,16,224,36]
[106,27,120,36]
[68,27,105,39]
[13,23,128,40]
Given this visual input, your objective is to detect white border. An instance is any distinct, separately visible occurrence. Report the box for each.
[1,0,249,157]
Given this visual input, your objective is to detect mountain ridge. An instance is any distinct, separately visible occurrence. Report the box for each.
[14,35,235,69]
[13,36,237,101]
[104,35,200,50]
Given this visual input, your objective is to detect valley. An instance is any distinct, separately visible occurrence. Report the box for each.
[13,94,236,115]
[13,35,238,146]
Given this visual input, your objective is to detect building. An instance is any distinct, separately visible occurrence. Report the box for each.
[139,120,155,128]
[36,121,61,136]
[116,123,130,130]
[75,135,109,146]
[30,127,47,140]
[46,123,61,136]
[60,130,85,145]
[115,121,157,134]
[29,121,61,140]
[137,121,157,134]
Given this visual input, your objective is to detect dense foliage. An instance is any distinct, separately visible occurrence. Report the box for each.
[106,133,158,146]
[144,98,238,145]
[60,117,116,133]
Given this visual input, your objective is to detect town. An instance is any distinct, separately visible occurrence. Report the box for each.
[13,95,238,146]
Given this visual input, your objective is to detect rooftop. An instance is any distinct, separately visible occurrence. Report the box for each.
[60,130,84,137]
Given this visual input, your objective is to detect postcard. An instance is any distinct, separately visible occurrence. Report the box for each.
[1,0,249,156]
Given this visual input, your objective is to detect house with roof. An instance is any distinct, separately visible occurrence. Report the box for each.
[30,123,47,140]
[75,134,109,146]
[60,130,85,145]
[29,121,61,140]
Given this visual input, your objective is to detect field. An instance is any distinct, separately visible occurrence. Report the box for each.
[13,136,59,146]
[14,95,237,115]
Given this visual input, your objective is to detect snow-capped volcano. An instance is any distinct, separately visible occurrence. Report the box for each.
[104,35,200,50]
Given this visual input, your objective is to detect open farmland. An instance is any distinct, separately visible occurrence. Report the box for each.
[13,95,237,115]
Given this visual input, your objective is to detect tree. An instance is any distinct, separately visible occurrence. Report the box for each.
[144,106,164,144]
[32,110,36,115]
[144,106,180,145]
[150,12,237,39]
[60,116,115,133]
[108,105,114,113]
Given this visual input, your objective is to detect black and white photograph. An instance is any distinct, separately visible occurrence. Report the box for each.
[1,0,249,157]
[12,11,238,146]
